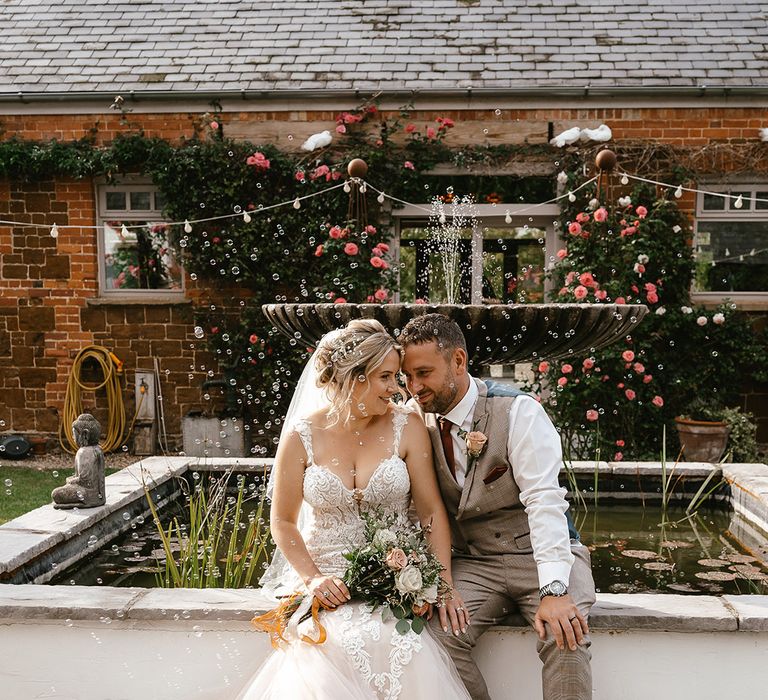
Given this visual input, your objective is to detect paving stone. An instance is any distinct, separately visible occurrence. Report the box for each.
[723,595,768,632]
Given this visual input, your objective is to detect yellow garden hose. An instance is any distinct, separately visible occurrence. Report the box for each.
[58,345,139,453]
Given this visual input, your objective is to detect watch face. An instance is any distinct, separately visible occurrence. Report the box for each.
[551,581,567,595]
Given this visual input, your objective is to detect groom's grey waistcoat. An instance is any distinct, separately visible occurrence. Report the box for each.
[421,378,532,556]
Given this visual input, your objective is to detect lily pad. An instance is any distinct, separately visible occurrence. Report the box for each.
[695,571,737,581]
[642,562,675,571]
[723,553,759,564]
[660,540,695,550]
[698,559,728,568]
[620,549,663,560]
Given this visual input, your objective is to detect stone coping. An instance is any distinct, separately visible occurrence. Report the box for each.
[0,584,763,633]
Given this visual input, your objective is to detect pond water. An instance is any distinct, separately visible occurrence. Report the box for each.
[580,504,768,595]
[54,494,768,595]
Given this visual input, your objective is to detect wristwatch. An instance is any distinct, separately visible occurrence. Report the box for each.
[539,580,568,599]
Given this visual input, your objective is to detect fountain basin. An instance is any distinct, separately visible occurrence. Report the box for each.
[262,303,648,365]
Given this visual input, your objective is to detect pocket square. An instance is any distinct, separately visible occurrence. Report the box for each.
[483,465,509,485]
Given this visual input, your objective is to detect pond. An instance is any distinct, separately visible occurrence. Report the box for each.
[52,473,768,595]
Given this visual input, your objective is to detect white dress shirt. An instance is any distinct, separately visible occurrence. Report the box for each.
[441,376,575,588]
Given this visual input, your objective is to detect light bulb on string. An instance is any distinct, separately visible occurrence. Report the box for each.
[504,211,512,224]
[620,174,629,186]
[734,194,743,209]
[293,198,301,210]
[121,223,130,238]
[184,220,192,233]
[243,211,251,223]
[343,181,351,194]
[50,223,59,238]
[377,192,385,204]
[674,185,683,198]
[360,182,367,194]
[568,191,576,202]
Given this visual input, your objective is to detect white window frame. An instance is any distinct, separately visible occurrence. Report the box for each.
[692,183,768,309]
[96,178,185,300]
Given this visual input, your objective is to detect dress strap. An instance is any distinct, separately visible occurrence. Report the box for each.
[294,418,314,464]
[391,406,409,456]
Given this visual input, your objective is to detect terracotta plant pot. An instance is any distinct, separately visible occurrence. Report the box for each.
[674,417,731,462]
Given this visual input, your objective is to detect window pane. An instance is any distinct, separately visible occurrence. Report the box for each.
[129,191,152,211]
[105,191,126,210]
[103,220,182,291]
[702,193,725,211]
[693,221,768,292]
[755,192,768,210]
[154,191,167,211]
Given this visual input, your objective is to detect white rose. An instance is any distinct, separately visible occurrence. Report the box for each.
[696,316,708,326]
[395,565,423,595]
[637,254,649,264]
[372,529,397,548]
[713,313,725,325]
[557,170,569,185]
[420,583,439,604]
[655,307,667,316]
[680,306,693,314]
[618,196,632,207]
[588,198,599,210]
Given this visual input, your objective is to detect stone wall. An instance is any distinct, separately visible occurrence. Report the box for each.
[1,104,767,447]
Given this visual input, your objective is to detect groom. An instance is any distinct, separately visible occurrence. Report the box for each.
[400,314,595,700]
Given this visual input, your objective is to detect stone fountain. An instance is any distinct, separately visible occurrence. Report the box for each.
[262,302,648,365]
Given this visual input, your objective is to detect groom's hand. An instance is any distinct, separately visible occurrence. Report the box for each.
[534,594,588,651]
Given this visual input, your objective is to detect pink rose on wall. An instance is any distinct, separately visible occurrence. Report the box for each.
[370,256,385,268]
[426,127,436,139]
[568,222,582,235]
[344,242,359,256]
[614,452,624,461]
[334,297,347,304]
[557,249,568,260]
[647,291,659,304]
[633,362,645,373]
[643,374,653,384]
[636,206,648,218]
[574,285,588,299]
[615,297,626,304]
[403,161,415,170]
[582,358,595,370]
[561,364,573,374]
[335,124,347,134]
[246,151,270,171]
[586,409,599,422]
[652,395,664,407]
[579,272,595,287]
[621,350,635,362]
[538,361,550,373]
[594,207,608,222]
[625,389,636,401]
[374,288,388,302]
[595,289,608,301]
[557,377,568,387]
[314,244,324,257]
[576,212,590,223]
[405,123,416,133]
[249,334,259,344]
[329,225,343,239]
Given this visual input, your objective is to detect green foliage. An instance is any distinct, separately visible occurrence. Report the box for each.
[526,180,768,461]
[145,471,272,589]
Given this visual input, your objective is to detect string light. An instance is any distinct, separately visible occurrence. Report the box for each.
[674,185,683,198]
[504,211,512,224]
[343,181,351,194]
[620,175,629,185]
[49,223,59,238]
[377,192,385,204]
[293,198,301,209]
[120,223,130,237]
[568,191,576,202]
[184,220,192,233]
[734,194,744,209]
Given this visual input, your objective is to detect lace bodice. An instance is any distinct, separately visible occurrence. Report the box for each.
[295,405,412,578]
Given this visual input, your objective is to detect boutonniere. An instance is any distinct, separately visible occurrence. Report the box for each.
[457,426,488,472]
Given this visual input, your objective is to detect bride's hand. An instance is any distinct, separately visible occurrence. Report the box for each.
[438,593,470,636]
[306,575,351,609]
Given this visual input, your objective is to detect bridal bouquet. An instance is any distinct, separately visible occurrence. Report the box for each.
[342,510,449,635]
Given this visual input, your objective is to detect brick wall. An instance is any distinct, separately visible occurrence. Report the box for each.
[1,104,767,448]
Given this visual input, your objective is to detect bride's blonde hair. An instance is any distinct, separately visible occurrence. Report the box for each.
[314,319,401,426]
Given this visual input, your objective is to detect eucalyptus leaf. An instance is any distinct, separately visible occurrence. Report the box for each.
[395,619,411,635]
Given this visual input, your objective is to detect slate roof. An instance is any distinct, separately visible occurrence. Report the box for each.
[0,0,766,96]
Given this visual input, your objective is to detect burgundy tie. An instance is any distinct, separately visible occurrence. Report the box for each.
[439,417,457,479]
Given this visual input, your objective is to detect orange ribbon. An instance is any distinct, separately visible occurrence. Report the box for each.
[251,594,327,649]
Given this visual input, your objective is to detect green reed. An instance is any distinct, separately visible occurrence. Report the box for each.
[143,470,272,588]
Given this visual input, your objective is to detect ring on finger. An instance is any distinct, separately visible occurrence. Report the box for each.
[455,606,464,612]
[322,591,330,598]
[568,615,577,621]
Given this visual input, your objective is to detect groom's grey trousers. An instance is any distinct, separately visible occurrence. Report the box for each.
[428,543,595,700]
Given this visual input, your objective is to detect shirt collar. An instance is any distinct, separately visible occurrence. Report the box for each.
[442,376,478,429]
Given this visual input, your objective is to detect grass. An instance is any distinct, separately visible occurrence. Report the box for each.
[0,466,120,525]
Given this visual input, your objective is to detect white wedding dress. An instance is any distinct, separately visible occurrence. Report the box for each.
[237,405,471,700]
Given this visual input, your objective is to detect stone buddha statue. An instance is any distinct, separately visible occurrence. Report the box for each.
[51,413,106,509]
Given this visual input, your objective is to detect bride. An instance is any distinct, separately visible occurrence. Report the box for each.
[237,319,472,700]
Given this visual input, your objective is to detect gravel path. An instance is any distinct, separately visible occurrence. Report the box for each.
[0,451,158,471]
